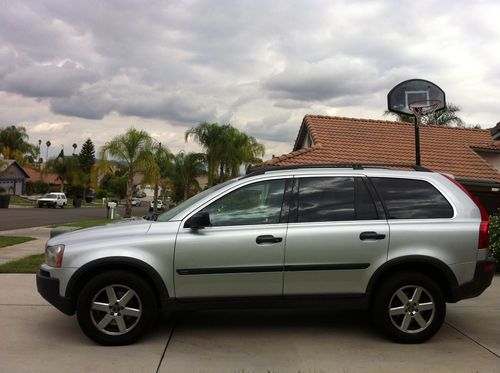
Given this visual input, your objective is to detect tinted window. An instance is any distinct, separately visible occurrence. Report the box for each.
[371,177,454,219]
[356,178,378,220]
[298,177,355,222]
[202,179,286,226]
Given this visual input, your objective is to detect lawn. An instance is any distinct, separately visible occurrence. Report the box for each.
[0,254,44,273]
[51,218,120,229]
[8,196,35,207]
[0,235,36,248]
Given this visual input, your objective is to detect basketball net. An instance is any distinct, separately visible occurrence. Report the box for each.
[408,99,441,125]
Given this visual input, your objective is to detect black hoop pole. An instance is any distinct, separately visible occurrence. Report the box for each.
[414,116,421,166]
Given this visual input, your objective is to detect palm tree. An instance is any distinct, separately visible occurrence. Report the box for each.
[384,103,464,126]
[44,152,79,192]
[185,122,225,187]
[222,127,265,179]
[142,142,172,213]
[0,125,35,164]
[185,122,265,185]
[100,128,156,217]
[45,140,51,163]
[169,152,206,201]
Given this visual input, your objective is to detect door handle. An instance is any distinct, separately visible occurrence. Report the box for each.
[359,231,386,241]
[256,235,283,244]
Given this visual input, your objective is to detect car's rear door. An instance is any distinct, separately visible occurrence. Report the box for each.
[283,175,389,295]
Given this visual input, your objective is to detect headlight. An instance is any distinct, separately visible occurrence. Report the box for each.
[45,244,65,267]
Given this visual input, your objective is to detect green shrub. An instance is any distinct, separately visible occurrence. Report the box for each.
[26,180,50,195]
[490,214,500,265]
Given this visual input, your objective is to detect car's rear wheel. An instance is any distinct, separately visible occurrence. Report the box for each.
[372,272,445,343]
[76,270,157,345]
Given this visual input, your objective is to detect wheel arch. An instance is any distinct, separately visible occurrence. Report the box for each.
[367,256,459,303]
[66,257,170,312]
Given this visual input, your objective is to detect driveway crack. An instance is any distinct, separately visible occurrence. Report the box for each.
[155,323,175,373]
[445,321,500,359]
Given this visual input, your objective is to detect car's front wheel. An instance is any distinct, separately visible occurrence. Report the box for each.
[76,270,157,345]
[372,272,445,343]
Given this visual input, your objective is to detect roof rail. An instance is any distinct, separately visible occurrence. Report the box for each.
[244,163,431,177]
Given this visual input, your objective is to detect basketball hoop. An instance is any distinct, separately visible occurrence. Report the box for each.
[408,99,441,124]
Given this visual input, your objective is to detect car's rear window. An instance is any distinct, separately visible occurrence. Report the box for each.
[370,177,454,219]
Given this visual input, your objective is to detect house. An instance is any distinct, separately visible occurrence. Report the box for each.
[0,159,30,195]
[265,115,500,213]
[24,166,65,192]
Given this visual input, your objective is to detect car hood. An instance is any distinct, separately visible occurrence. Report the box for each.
[47,219,152,246]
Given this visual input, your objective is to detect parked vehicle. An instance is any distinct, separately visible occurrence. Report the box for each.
[149,200,164,212]
[37,192,67,208]
[131,198,142,207]
[37,165,495,345]
[85,189,96,203]
[134,191,146,198]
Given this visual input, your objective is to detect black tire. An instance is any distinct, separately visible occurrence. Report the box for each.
[76,270,157,346]
[372,272,446,343]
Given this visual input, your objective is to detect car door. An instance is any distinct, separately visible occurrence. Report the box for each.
[284,175,389,295]
[174,177,291,299]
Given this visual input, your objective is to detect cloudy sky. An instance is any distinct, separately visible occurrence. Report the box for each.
[1,0,499,160]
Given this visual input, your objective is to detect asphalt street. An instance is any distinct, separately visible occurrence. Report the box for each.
[0,205,151,231]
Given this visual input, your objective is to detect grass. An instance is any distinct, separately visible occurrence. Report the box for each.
[51,218,120,229]
[8,196,35,207]
[0,235,36,248]
[0,254,44,273]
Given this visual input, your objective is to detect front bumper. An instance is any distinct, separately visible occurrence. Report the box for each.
[450,259,496,302]
[36,270,75,315]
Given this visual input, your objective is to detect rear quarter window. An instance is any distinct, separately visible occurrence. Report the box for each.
[370,177,454,219]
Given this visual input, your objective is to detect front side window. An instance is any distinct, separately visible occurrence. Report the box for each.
[202,179,286,226]
[371,177,454,219]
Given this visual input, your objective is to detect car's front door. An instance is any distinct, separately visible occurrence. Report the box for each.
[284,176,389,295]
[174,178,290,299]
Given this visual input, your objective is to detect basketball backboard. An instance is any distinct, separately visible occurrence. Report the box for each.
[387,79,446,116]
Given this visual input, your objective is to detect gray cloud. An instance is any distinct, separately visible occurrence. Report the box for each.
[0,0,500,159]
[2,61,99,98]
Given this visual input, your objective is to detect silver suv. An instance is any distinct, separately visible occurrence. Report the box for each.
[37,164,496,345]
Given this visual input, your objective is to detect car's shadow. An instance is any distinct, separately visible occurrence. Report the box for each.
[165,308,379,337]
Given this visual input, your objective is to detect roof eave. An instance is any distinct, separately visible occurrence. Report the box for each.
[456,178,500,188]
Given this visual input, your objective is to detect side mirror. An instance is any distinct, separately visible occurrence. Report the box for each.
[185,211,210,229]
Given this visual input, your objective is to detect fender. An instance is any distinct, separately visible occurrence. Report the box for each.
[65,257,170,309]
[366,255,459,299]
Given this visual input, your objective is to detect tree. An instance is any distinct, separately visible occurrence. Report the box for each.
[72,143,78,154]
[0,125,35,164]
[44,150,79,192]
[185,122,265,185]
[100,128,156,217]
[169,152,206,202]
[79,138,96,174]
[142,142,172,213]
[384,103,464,127]
[185,122,225,186]
[45,140,51,163]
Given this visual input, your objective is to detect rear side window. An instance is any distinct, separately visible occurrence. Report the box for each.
[370,177,454,219]
[297,177,378,222]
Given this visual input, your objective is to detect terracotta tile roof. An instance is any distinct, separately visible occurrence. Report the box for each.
[25,167,62,185]
[265,115,500,183]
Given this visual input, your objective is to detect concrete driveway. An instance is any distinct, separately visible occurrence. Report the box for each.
[0,274,498,373]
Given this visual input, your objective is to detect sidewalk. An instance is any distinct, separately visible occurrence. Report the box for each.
[0,226,50,265]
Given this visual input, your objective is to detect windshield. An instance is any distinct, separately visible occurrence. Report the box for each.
[43,193,58,198]
[156,179,238,222]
